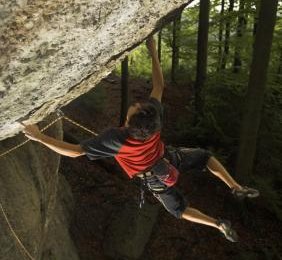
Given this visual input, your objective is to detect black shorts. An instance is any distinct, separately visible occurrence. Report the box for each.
[146,147,212,218]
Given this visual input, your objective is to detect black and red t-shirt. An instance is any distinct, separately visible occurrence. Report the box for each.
[80,98,178,184]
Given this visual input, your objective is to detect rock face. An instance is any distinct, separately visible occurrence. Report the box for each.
[0,115,79,260]
[0,0,191,141]
[104,201,160,259]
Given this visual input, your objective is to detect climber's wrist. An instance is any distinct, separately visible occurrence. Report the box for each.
[36,133,47,143]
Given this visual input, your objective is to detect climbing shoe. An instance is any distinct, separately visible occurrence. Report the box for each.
[217,219,238,243]
[232,186,260,199]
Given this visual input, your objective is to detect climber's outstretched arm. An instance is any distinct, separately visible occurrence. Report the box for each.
[146,35,164,102]
[22,123,85,157]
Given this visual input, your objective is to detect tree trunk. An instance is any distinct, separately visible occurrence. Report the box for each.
[171,13,182,83]
[158,29,162,63]
[253,1,260,36]
[236,0,278,182]
[194,0,210,120]
[120,56,129,126]
[233,0,247,73]
[277,48,282,82]
[221,0,234,70]
[217,0,225,71]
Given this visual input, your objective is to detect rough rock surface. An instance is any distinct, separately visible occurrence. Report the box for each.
[0,0,191,141]
[103,201,160,259]
[0,115,79,260]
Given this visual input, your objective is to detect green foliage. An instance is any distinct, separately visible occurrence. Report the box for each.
[251,83,282,221]
[128,44,152,77]
[115,42,172,80]
[256,85,282,175]
[119,1,282,81]
[173,71,247,147]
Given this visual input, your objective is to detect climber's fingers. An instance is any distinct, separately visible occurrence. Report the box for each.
[22,124,40,133]
[20,123,42,141]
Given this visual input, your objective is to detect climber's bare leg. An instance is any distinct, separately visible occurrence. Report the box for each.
[181,207,223,231]
[207,156,242,190]
[181,206,238,242]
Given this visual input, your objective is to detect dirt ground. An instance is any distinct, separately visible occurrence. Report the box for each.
[60,74,282,260]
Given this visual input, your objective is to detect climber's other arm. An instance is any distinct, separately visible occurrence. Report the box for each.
[22,123,85,157]
[146,35,164,102]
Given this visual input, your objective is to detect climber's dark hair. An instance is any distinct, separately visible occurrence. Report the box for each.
[127,102,161,141]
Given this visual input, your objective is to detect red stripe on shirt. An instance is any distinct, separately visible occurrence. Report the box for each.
[115,132,164,178]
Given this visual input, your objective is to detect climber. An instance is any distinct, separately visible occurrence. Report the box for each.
[22,35,259,243]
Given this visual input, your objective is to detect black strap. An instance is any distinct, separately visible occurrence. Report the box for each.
[139,174,148,208]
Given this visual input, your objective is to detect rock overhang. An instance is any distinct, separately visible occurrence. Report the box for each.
[0,0,193,141]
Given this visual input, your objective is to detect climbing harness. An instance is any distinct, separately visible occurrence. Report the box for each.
[138,172,152,208]
[0,110,98,260]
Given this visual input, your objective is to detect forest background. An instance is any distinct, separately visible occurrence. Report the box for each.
[114,0,282,223]
[61,0,282,259]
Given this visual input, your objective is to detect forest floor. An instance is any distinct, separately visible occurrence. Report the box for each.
[60,74,282,260]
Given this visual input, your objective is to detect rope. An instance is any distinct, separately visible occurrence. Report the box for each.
[0,116,63,159]
[0,111,98,260]
[0,202,35,260]
[0,112,97,159]
[63,115,98,136]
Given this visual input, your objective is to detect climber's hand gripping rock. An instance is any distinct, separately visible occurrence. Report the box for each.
[21,123,42,142]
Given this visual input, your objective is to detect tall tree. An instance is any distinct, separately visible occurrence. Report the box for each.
[120,56,129,126]
[221,0,234,70]
[278,48,282,82]
[194,0,210,119]
[217,0,225,71]
[253,0,260,36]
[236,0,279,181]
[171,13,182,83]
[233,0,247,73]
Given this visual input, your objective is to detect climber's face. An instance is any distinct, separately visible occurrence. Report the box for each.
[125,102,141,126]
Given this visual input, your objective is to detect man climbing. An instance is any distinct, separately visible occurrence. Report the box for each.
[22,35,259,243]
